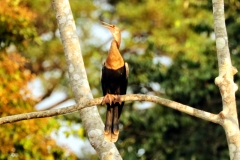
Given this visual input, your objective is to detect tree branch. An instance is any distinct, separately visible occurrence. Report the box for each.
[0,94,221,125]
[38,96,71,111]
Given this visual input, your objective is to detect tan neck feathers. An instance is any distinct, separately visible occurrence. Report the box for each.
[105,40,124,70]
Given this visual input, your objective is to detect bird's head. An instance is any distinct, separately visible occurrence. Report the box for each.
[101,21,121,47]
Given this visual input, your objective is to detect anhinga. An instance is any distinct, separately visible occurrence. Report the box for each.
[101,21,129,142]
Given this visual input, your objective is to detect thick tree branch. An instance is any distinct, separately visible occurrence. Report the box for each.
[0,94,221,125]
[212,0,240,160]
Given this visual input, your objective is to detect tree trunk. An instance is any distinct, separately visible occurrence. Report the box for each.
[212,0,240,159]
[52,0,122,159]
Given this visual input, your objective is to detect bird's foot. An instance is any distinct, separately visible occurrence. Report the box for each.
[113,95,122,105]
[102,94,116,105]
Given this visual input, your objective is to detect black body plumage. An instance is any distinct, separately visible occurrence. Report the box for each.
[101,65,127,96]
[101,63,128,142]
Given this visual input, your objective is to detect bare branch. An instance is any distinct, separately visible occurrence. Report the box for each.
[0,94,221,125]
[38,96,71,111]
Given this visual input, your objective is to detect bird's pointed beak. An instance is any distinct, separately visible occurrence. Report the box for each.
[101,21,115,32]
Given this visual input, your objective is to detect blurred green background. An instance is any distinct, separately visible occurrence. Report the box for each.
[1,0,240,159]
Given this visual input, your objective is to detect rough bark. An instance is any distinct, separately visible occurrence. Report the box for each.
[52,0,121,159]
[212,0,240,159]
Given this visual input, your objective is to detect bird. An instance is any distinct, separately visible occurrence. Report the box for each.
[101,21,129,142]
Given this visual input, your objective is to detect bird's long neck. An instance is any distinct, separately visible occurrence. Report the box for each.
[105,40,124,70]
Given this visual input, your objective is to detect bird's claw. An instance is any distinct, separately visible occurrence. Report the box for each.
[102,94,115,105]
[113,95,122,105]
[102,94,122,105]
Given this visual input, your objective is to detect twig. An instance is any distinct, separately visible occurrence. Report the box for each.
[38,96,71,111]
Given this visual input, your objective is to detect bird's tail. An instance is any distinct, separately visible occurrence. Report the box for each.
[104,103,123,142]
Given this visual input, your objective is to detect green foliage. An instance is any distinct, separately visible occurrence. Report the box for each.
[0,0,39,49]
[111,0,212,61]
